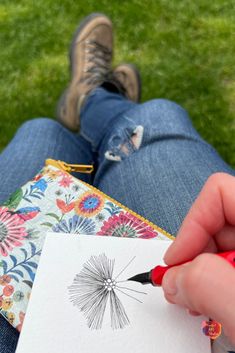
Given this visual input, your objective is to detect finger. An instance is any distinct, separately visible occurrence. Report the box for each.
[162,253,235,344]
[215,224,235,251]
[164,173,235,265]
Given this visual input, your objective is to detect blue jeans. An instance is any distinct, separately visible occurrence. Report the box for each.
[0,88,234,352]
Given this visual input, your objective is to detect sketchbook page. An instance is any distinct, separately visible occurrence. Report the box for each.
[16,234,210,353]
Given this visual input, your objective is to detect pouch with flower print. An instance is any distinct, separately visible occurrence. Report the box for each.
[0,159,173,331]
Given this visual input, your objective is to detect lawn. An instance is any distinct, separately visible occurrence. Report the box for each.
[1,0,235,166]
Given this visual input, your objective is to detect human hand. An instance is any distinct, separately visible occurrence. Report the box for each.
[162,173,235,343]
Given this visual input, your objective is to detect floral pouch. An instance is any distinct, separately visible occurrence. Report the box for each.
[0,159,172,331]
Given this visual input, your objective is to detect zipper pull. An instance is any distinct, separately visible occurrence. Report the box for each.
[46,159,94,174]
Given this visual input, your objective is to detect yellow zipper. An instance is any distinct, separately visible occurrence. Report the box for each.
[45,158,174,240]
[46,159,94,174]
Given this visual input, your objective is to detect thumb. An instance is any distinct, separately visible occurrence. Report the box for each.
[162,253,235,344]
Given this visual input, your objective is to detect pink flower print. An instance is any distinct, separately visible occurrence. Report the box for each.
[0,207,28,256]
[59,175,73,188]
[3,285,14,297]
[16,311,25,332]
[97,212,157,239]
[0,275,11,286]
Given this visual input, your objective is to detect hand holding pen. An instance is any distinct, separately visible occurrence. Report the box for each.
[161,173,235,345]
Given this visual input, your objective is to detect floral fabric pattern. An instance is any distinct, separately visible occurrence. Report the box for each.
[97,212,157,239]
[0,164,170,331]
[52,215,96,235]
[0,208,28,257]
[75,191,104,217]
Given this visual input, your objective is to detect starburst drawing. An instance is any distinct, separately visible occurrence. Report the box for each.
[68,254,147,330]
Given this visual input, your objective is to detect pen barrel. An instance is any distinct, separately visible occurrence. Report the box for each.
[150,250,235,287]
[217,250,235,267]
[151,265,171,286]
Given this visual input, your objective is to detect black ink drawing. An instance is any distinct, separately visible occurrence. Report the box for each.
[68,254,147,330]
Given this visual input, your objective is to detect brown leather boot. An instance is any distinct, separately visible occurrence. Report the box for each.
[57,13,113,131]
[112,63,141,103]
[57,14,142,132]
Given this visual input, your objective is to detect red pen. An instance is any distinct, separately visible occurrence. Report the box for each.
[127,250,235,286]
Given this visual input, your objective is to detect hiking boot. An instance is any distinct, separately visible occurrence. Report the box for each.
[57,13,113,131]
[112,63,141,103]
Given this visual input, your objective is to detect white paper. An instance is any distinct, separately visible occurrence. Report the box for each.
[16,234,210,353]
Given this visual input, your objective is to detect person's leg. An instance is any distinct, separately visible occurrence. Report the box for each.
[80,88,235,235]
[0,117,93,353]
[0,118,94,204]
[0,317,19,353]
[0,13,140,352]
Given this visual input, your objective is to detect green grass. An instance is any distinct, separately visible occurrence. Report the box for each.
[1,0,235,166]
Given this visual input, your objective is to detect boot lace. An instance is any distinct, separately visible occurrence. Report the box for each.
[81,40,112,85]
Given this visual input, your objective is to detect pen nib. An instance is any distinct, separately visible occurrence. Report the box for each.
[127,272,152,285]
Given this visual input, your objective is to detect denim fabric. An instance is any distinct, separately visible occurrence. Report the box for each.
[0,88,234,352]
[0,316,19,353]
[0,118,94,204]
[81,88,235,234]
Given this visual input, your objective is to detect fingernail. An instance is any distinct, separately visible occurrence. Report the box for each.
[187,309,200,316]
[162,270,178,296]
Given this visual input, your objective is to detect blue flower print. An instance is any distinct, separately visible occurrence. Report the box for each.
[31,179,47,192]
[52,215,96,234]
